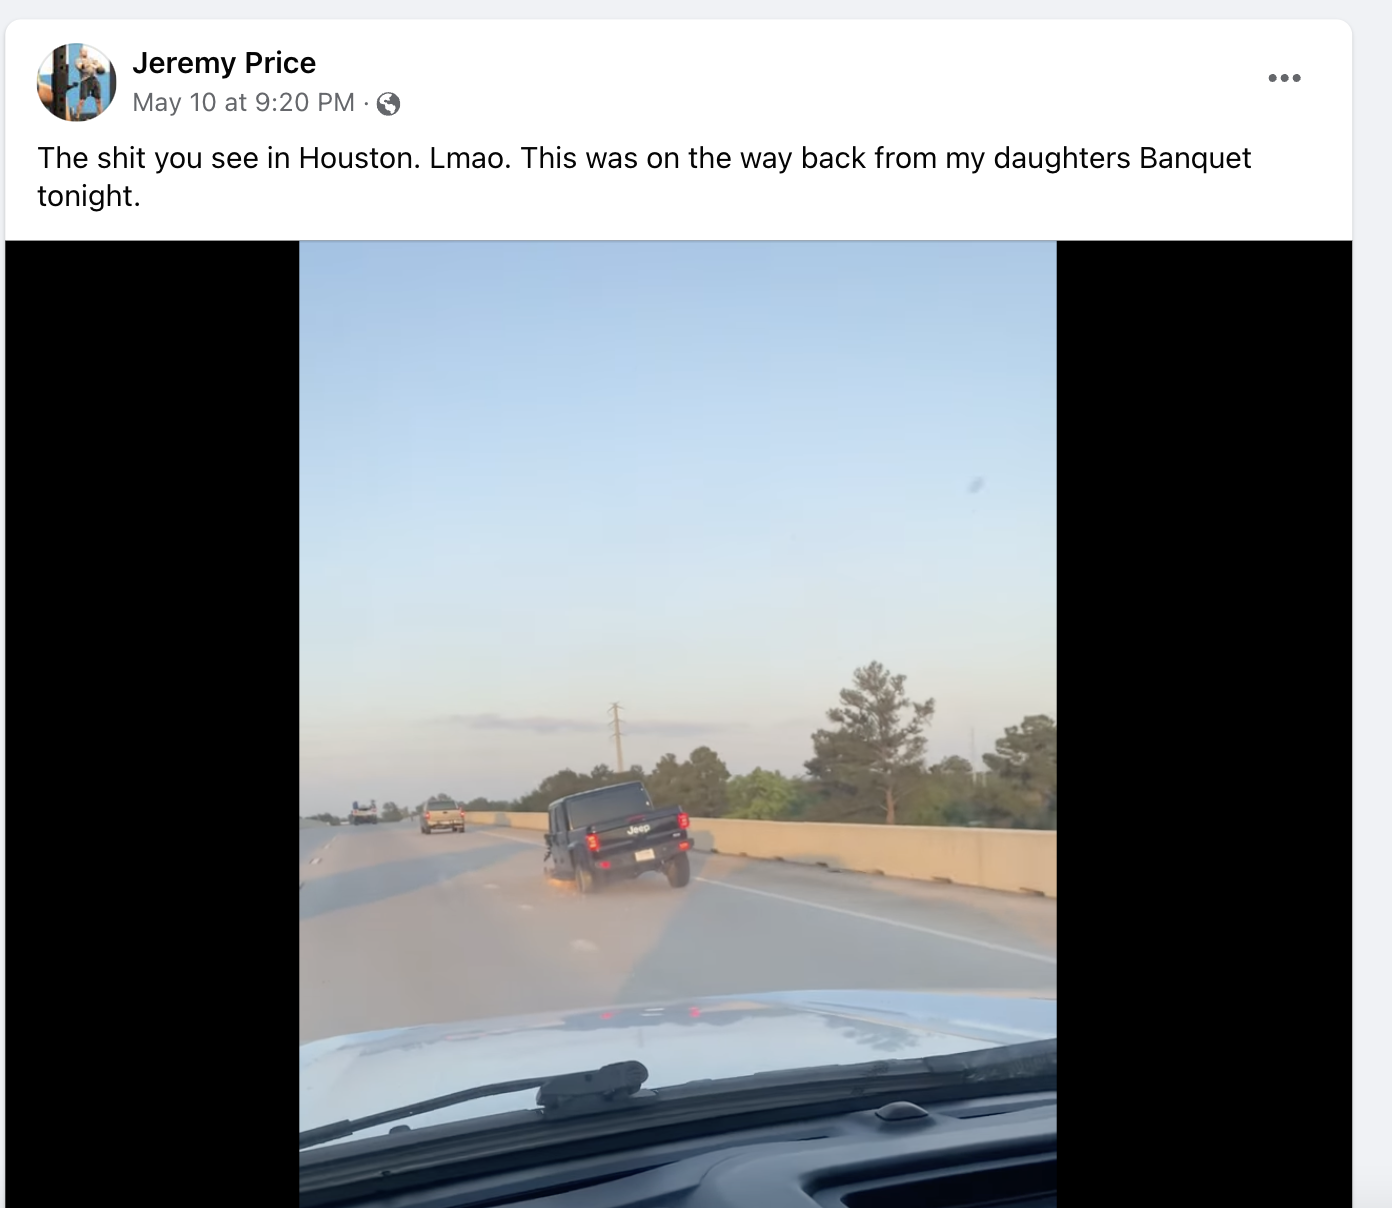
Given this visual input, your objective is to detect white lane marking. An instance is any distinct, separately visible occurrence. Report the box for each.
[310,857,322,865]
[570,939,598,952]
[693,877,1056,966]
[484,883,499,890]
[518,904,533,911]
[477,830,1051,966]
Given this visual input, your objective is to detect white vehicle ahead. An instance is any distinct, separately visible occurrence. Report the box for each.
[349,802,378,826]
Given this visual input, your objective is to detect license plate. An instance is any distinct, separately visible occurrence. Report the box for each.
[634,848,655,862]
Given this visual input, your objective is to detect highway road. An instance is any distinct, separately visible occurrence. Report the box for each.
[300,826,336,862]
[299,820,1057,1044]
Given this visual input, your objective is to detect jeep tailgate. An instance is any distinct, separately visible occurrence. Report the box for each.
[586,806,688,862]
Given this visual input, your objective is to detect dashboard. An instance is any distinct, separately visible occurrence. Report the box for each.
[309,1091,1056,1208]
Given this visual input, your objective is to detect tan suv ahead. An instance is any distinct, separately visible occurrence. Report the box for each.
[420,798,466,834]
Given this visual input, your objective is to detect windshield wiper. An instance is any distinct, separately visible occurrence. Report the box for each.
[300,1040,1055,1200]
[298,1060,650,1149]
[302,1039,1056,1155]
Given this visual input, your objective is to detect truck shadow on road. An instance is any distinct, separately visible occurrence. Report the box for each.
[299,843,521,921]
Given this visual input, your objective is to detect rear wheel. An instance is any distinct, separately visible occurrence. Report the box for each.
[665,852,691,888]
[577,863,600,894]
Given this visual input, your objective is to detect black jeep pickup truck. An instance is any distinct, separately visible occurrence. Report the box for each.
[542,780,692,893]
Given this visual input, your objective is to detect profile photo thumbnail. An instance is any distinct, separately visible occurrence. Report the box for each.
[38,44,116,122]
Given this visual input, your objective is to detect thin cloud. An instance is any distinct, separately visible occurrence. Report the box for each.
[435,713,745,737]
[438,714,597,734]
[627,720,748,737]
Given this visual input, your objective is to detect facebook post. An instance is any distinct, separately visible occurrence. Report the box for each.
[1,15,1361,1208]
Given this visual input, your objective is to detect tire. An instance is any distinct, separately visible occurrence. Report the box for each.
[576,863,600,895]
[665,852,691,888]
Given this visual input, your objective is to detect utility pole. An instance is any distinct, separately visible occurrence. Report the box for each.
[609,702,626,773]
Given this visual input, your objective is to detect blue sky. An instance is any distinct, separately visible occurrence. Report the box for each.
[300,242,1056,814]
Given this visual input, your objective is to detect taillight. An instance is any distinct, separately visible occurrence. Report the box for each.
[425,812,432,819]
[586,833,600,852]
[679,840,690,851]
[599,860,611,869]
[677,812,689,830]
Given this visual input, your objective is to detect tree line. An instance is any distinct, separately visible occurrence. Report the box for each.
[303,794,483,826]
[302,799,412,826]
[302,663,1055,829]
[465,662,1056,829]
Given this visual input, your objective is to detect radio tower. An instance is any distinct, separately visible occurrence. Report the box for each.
[609,702,626,773]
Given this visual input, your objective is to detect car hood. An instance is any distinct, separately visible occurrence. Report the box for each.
[300,989,1056,1148]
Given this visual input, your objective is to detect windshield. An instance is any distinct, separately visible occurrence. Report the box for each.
[563,783,655,830]
[299,241,1057,1155]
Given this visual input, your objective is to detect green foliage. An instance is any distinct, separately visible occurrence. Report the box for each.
[380,801,405,822]
[645,753,684,804]
[982,715,1057,820]
[681,747,731,815]
[726,767,801,820]
[806,661,936,825]
[511,762,648,813]
[644,746,732,815]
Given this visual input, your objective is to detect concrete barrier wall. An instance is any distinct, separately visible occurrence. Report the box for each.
[469,811,547,830]
[465,811,1055,898]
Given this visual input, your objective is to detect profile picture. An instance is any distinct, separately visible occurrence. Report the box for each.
[38,44,116,122]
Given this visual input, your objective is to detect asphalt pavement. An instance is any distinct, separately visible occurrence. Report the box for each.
[299,825,338,863]
[299,820,1057,1044]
